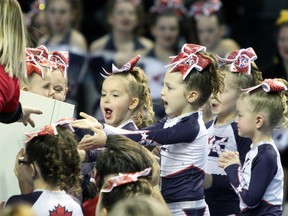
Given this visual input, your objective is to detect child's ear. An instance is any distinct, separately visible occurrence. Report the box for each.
[63,87,69,100]
[186,90,198,103]
[255,114,265,129]
[129,97,139,110]
[30,163,37,178]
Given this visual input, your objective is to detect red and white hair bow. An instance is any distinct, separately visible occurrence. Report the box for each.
[49,51,69,78]
[217,47,257,75]
[242,79,288,93]
[188,0,222,18]
[101,167,152,193]
[24,118,75,143]
[166,43,211,80]
[101,55,141,78]
[25,45,55,78]
[150,0,187,16]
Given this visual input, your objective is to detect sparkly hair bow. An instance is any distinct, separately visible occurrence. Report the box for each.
[101,55,141,78]
[101,167,152,193]
[150,0,187,16]
[166,43,211,80]
[24,118,75,143]
[49,51,69,78]
[25,45,55,78]
[242,79,288,93]
[188,0,222,18]
[217,47,257,75]
[276,10,288,26]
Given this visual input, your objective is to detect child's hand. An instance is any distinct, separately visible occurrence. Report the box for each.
[78,127,107,150]
[71,112,103,130]
[218,150,240,169]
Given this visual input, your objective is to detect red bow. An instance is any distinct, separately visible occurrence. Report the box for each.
[150,0,187,16]
[101,167,151,193]
[217,47,257,75]
[24,118,75,143]
[101,55,141,78]
[242,79,288,93]
[49,51,69,78]
[166,43,211,80]
[188,0,222,18]
[25,45,55,78]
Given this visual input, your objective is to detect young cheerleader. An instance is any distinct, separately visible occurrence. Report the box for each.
[76,55,154,151]
[21,46,55,98]
[73,43,225,215]
[204,47,263,216]
[49,51,69,101]
[5,122,83,215]
[0,0,42,126]
[219,78,287,215]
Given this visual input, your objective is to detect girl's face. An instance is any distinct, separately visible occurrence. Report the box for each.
[100,76,136,127]
[277,25,288,63]
[51,68,68,101]
[25,68,55,98]
[196,14,224,51]
[210,73,238,121]
[108,1,137,33]
[235,97,256,139]
[151,15,179,49]
[46,0,72,33]
[160,71,192,117]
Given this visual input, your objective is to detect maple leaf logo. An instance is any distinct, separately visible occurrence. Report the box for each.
[49,204,73,216]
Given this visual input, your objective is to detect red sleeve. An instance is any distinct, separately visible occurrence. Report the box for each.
[0,65,20,112]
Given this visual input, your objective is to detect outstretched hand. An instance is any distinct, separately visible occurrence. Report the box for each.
[78,126,107,150]
[218,150,240,169]
[72,112,103,130]
[18,106,42,127]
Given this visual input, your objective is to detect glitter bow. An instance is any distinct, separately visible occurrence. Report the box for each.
[242,79,288,93]
[101,167,152,193]
[217,47,257,75]
[165,43,211,80]
[25,45,55,78]
[276,10,288,26]
[188,0,222,18]
[49,51,69,78]
[24,118,75,143]
[101,55,141,78]
[150,0,187,16]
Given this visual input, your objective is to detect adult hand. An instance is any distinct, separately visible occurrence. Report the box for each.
[18,106,42,127]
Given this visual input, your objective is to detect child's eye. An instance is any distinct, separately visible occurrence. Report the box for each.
[44,84,50,89]
[101,93,106,97]
[113,94,119,97]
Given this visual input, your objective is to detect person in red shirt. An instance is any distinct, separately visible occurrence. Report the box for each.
[0,0,42,126]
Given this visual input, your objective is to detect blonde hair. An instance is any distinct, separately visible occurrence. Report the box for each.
[0,0,27,78]
[240,78,288,130]
[183,51,225,109]
[220,62,263,95]
[111,67,154,128]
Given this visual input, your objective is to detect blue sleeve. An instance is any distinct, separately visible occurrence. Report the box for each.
[231,122,252,165]
[211,174,233,189]
[126,117,200,146]
[225,145,278,207]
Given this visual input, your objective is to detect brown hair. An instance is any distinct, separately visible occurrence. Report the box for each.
[183,51,225,109]
[25,126,82,197]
